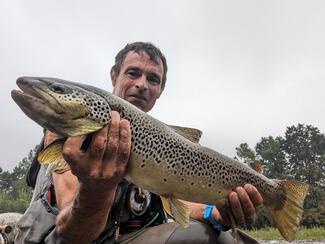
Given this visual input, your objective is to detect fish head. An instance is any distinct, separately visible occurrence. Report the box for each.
[11,77,111,137]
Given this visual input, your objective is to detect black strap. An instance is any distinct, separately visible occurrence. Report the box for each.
[114,181,130,241]
[26,136,45,189]
[92,181,130,244]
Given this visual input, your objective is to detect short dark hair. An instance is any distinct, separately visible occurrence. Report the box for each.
[111,42,168,90]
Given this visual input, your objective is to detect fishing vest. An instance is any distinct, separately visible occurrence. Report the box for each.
[16,137,167,243]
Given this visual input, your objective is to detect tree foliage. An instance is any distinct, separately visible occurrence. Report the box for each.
[236,123,325,227]
[0,145,38,213]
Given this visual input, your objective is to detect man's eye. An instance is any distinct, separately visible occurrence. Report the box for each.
[127,71,140,78]
[148,76,161,85]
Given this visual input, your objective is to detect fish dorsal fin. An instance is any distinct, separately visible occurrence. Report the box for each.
[38,138,69,174]
[160,196,190,227]
[168,125,202,143]
[249,161,264,174]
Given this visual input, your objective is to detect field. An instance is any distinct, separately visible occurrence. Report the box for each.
[244,227,325,242]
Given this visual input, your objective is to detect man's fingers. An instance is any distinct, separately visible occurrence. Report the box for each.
[228,191,245,225]
[116,119,131,167]
[62,135,86,167]
[89,126,108,161]
[105,111,120,161]
[244,184,263,207]
[216,204,231,226]
[236,186,256,224]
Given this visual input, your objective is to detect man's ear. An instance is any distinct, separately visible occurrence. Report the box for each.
[110,68,117,86]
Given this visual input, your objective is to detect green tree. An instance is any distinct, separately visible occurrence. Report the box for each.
[282,124,325,226]
[235,143,256,163]
[282,124,325,184]
[236,124,325,227]
[0,145,39,213]
[255,136,288,179]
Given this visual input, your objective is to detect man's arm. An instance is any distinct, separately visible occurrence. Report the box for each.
[184,184,263,227]
[52,111,131,243]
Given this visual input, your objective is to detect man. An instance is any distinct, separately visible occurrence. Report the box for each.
[16,42,262,243]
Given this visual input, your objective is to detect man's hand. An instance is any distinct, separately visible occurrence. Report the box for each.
[54,111,132,243]
[216,184,263,226]
[182,184,263,229]
[62,111,131,191]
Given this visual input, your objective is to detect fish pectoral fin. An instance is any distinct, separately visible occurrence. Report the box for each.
[160,196,172,217]
[38,138,69,174]
[160,196,190,228]
[248,161,264,174]
[168,125,202,143]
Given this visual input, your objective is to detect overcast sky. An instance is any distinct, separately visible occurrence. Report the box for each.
[1,0,325,171]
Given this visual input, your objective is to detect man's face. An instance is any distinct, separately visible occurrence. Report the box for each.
[111,51,164,112]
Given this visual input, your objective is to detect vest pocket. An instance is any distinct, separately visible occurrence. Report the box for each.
[15,195,59,243]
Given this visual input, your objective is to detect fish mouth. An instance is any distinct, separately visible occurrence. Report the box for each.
[11,88,62,130]
[17,78,44,100]
[11,77,72,136]
[11,89,58,121]
[12,77,65,114]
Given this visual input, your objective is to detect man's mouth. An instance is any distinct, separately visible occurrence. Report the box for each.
[128,94,147,102]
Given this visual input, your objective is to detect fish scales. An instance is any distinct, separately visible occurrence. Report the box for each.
[95,91,278,204]
[11,77,309,241]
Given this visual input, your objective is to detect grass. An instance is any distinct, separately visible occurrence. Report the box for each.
[244,227,325,241]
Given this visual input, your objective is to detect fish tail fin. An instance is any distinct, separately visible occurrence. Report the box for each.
[265,180,309,241]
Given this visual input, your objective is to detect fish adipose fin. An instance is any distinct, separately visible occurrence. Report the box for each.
[160,196,190,228]
[265,180,309,241]
[38,138,68,174]
[168,125,202,143]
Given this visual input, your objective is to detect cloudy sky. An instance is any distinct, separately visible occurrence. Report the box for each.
[1,0,324,170]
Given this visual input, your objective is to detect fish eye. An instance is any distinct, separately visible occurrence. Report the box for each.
[49,83,66,94]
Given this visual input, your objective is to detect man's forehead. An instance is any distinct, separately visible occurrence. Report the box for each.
[122,51,163,74]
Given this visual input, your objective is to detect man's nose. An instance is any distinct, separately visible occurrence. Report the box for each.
[135,75,148,90]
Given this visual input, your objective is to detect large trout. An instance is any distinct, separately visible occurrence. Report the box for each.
[11,77,308,241]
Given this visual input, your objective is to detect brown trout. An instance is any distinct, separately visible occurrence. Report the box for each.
[11,77,309,241]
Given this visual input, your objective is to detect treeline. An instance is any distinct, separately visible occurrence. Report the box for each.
[236,123,325,227]
[0,124,324,228]
[0,146,38,213]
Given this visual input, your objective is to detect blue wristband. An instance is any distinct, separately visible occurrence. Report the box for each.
[203,205,230,231]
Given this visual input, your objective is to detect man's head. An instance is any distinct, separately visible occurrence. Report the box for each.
[110,42,167,112]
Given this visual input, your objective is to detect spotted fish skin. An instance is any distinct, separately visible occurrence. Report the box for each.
[11,77,309,241]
